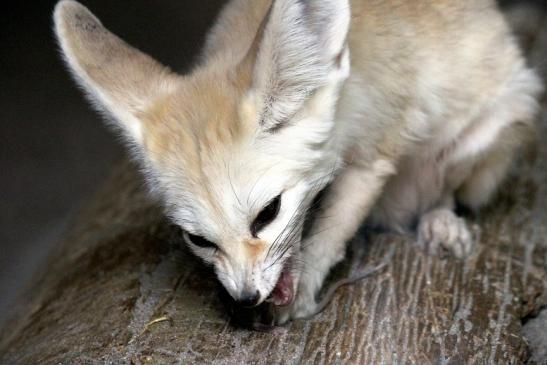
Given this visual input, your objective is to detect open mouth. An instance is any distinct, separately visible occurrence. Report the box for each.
[266,265,294,306]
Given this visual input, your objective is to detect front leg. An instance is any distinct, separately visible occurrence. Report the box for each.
[276,160,395,324]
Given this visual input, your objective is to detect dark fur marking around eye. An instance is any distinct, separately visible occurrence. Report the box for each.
[186,232,218,250]
[251,194,281,237]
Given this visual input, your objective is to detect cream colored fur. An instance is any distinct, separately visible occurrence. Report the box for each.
[54,0,542,324]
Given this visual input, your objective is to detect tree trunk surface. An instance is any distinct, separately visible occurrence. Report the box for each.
[1,5,546,365]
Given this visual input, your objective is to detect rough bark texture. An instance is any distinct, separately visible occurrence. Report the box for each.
[1,4,546,365]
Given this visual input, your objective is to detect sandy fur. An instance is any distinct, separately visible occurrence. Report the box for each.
[54,0,542,323]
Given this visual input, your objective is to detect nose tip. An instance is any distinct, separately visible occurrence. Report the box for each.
[237,290,261,307]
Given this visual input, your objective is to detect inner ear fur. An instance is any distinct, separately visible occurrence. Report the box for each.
[248,0,351,132]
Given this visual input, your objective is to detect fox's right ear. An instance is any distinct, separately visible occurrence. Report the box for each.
[53,0,178,144]
[245,0,351,132]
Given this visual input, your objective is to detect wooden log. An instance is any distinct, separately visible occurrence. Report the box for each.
[1,111,545,365]
[1,4,546,365]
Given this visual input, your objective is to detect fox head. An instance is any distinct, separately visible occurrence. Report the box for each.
[54,0,350,307]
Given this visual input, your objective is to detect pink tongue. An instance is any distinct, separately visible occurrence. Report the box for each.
[271,270,294,306]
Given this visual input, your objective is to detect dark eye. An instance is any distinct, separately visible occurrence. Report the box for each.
[251,194,281,236]
[186,232,218,250]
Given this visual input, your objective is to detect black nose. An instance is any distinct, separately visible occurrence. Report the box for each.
[237,290,260,307]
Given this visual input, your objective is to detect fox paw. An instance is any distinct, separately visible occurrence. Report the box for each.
[417,208,474,259]
[272,293,318,325]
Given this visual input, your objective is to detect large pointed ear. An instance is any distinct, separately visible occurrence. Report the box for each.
[53,0,178,144]
[250,0,351,131]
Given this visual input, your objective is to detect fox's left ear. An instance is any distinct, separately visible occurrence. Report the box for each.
[53,0,178,144]
[248,0,351,131]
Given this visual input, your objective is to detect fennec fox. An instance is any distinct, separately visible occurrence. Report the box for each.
[54,0,542,324]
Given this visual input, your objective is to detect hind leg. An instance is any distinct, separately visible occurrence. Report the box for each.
[454,63,539,211]
[456,122,532,211]
[418,121,533,258]
[417,145,507,259]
